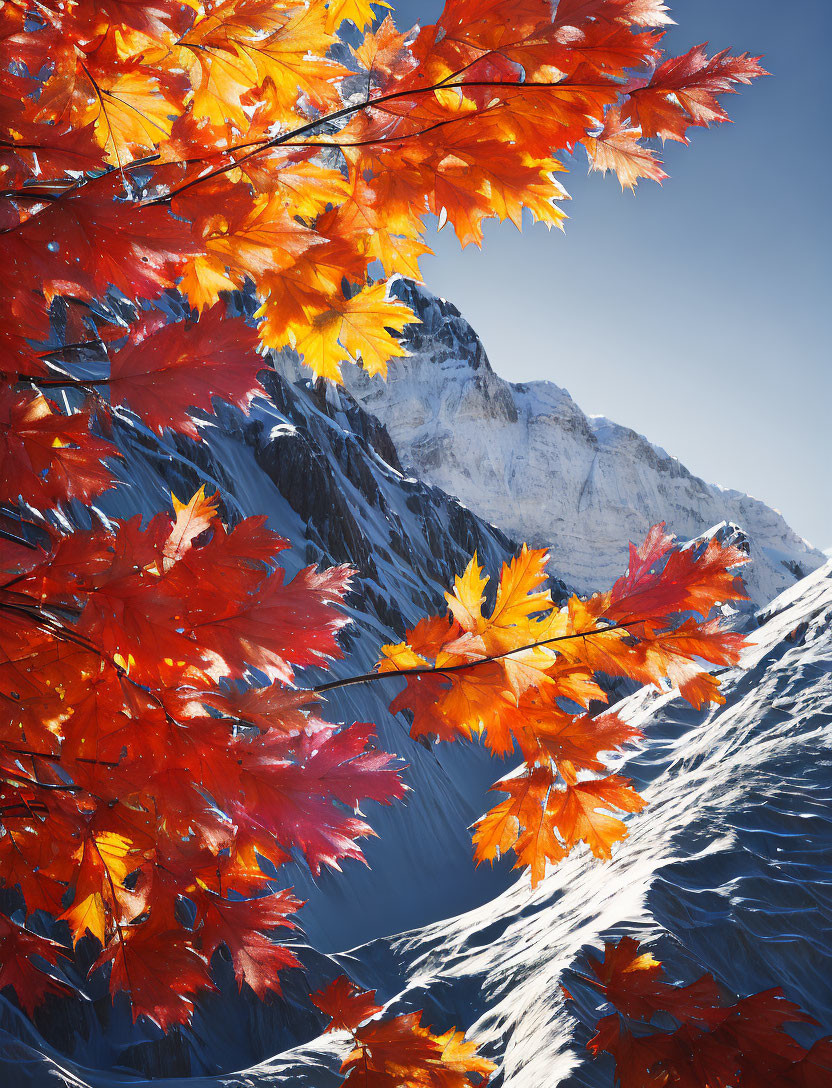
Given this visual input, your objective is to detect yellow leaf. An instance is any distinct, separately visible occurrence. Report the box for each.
[61,833,135,944]
[179,254,239,312]
[94,832,134,886]
[94,70,178,166]
[293,283,417,382]
[324,0,388,34]
[165,486,219,566]
[490,545,552,630]
[445,554,488,633]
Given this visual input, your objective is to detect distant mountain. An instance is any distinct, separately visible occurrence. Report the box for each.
[342,280,825,608]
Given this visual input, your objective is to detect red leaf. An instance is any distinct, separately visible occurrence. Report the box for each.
[312,974,384,1032]
[108,305,266,437]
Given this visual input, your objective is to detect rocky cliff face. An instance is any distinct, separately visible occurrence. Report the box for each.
[342,280,824,608]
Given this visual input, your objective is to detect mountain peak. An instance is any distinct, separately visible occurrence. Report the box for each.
[343,282,824,608]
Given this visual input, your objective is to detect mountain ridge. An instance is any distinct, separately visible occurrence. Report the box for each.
[336,279,824,608]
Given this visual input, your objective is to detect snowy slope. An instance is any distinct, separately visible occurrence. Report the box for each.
[2,286,827,1085]
[13,558,831,1087]
[341,280,824,607]
[337,559,832,1088]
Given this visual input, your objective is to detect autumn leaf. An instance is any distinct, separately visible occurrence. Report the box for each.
[0,915,72,1017]
[196,888,302,997]
[324,0,389,34]
[292,283,418,381]
[108,306,266,436]
[164,486,221,566]
[623,44,767,142]
[312,974,384,1032]
[583,106,667,190]
[91,919,215,1030]
[0,389,117,510]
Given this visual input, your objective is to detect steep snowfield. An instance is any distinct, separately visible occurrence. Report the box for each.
[11,556,830,1087]
[342,280,824,607]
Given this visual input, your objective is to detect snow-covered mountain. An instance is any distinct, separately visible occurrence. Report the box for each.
[2,286,828,1086]
[340,280,824,608]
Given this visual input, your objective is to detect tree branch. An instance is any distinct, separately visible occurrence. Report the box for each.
[143,78,595,206]
[312,619,644,694]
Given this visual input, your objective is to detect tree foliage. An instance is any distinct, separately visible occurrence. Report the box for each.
[570,937,832,1087]
[382,527,748,885]
[313,974,496,1087]
[0,0,767,1055]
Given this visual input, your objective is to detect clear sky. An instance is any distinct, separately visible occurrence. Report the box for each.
[389,0,831,549]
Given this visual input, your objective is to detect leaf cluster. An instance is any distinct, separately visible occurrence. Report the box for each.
[0,488,404,1026]
[313,974,496,1087]
[573,936,832,1087]
[380,525,749,886]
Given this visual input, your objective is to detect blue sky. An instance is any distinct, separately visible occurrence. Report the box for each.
[388,0,831,548]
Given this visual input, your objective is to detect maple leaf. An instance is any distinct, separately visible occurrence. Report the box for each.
[61,832,138,945]
[184,561,354,683]
[90,68,182,167]
[352,15,414,77]
[231,722,405,874]
[547,775,646,860]
[584,937,722,1026]
[473,766,567,886]
[107,306,266,437]
[218,682,321,736]
[623,44,767,143]
[2,176,193,332]
[583,106,667,190]
[196,888,302,997]
[0,390,117,510]
[324,0,389,34]
[91,919,215,1030]
[0,915,72,1017]
[164,486,220,567]
[176,188,325,312]
[291,283,418,381]
[312,974,384,1032]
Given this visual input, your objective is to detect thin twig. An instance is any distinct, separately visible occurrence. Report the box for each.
[143,78,597,206]
[0,527,38,551]
[311,619,642,694]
